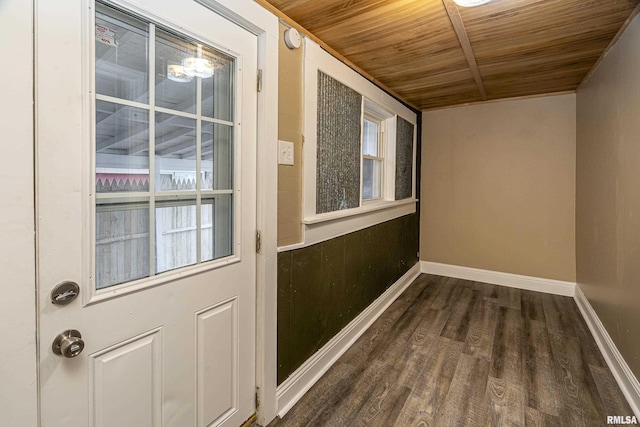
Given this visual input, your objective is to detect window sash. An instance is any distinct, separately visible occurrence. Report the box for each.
[362,114,384,201]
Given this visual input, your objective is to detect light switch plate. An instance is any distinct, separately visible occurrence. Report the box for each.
[278,140,294,165]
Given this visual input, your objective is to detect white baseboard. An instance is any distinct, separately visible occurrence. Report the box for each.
[420,261,576,297]
[574,285,640,418]
[275,262,421,417]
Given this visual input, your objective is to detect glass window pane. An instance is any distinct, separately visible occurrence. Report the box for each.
[94,4,237,289]
[95,3,149,103]
[201,47,234,121]
[155,201,197,273]
[363,159,382,200]
[96,100,150,193]
[202,122,233,190]
[363,119,379,156]
[201,195,233,262]
[155,29,197,114]
[96,202,150,289]
[155,113,197,191]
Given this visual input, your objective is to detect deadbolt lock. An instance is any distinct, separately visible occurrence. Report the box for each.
[51,281,80,305]
[52,330,85,358]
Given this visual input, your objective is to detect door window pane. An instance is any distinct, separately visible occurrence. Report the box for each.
[96,203,150,289]
[155,113,197,191]
[155,201,197,273]
[95,3,149,103]
[202,122,233,190]
[94,3,236,290]
[96,101,150,193]
[155,29,197,114]
[201,195,233,262]
[201,48,233,121]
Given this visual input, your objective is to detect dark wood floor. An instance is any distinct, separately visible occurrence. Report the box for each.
[268,274,634,427]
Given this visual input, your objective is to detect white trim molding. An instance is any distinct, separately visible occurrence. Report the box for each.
[275,262,421,417]
[574,285,640,418]
[420,261,576,297]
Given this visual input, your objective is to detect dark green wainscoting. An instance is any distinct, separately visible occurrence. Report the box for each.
[277,212,419,384]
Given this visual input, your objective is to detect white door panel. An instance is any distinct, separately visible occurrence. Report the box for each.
[36,1,257,426]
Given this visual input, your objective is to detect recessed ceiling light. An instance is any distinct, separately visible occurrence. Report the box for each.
[453,0,492,7]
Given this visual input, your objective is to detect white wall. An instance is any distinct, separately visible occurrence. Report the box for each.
[0,0,38,425]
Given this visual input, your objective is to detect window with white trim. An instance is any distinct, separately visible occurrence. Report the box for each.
[362,114,384,201]
[312,71,414,215]
[301,40,417,243]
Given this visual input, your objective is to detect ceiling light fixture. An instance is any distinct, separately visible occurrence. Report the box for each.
[167,64,193,83]
[453,0,492,7]
[181,57,214,79]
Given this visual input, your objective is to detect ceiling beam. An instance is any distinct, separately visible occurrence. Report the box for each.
[253,0,420,111]
[441,0,487,101]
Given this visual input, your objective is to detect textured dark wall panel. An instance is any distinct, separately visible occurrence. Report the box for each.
[277,213,420,384]
[395,116,414,200]
[316,72,363,213]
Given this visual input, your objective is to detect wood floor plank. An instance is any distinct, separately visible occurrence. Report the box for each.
[354,349,427,426]
[564,299,608,369]
[392,337,464,426]
[472,280,499,300]
[463,296,497,361]
[435,353,490,426]
[490,306,522,385]
[299,357,389,426]
[271,275,631,427]
[440,287,480,342]
[485,376,525,427]
[430,277,461,310]
[521,289,546,322]
[320,279,442,426]
[378,386,411,427]
[524,407,561,426]
[542,294,577,337]
[339,274,434,366]
[496,286,521,310]
[548,332,613,426]
[410,308,450,346]
[521,318,562,417]
[590,365,635,421]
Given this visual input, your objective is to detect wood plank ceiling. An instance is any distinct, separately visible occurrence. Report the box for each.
[260,0,640,110]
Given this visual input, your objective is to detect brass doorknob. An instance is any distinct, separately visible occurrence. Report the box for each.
[52,330,85,358]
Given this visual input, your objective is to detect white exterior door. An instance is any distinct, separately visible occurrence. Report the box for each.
[36,1,257,426]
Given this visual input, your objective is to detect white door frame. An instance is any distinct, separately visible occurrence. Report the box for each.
[0,1,38,426]
[0,1,278,426]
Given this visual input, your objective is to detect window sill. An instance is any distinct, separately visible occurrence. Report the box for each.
[275,198,417,251]
[302,198,417,225]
